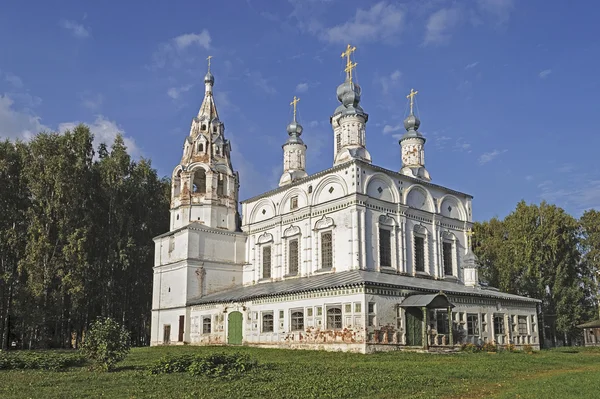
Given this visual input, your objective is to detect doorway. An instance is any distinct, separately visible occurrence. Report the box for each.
[163,324,171,345]
[227,312,243,345]
[405,308,423,346]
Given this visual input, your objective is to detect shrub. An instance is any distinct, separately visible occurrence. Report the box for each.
[482,342,497,352]
[523,344,534,354]
[0,351,86,371]
[504,343,516,352]
[148,352,258,379]
[188,353,258,378]
[460,343,481,353]
[81,317,131,371]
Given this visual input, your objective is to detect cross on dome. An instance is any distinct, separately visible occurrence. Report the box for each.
[407,88,418,115]
[341,44,357,82]
[290,96,300,121]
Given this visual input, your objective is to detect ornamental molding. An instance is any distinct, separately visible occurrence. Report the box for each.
[414,224,429,236]
[257,232,274,244]
[282,225,301,238]
[378,214,397,227]
[314,215,335,231]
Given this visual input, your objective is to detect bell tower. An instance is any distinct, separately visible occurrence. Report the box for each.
[331,44,372,166]
[399,88,431,181]
[170,57,240,231]
[279,96,308,186]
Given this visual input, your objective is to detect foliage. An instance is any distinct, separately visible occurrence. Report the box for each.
[2,346,600,398]
[0,128,169,350]
[482,342,497,352]
[148,352,259,379]
[523,344,534,354]
[460,343,481,353]
[504,343,516,352]
[473,201,598,343]
[0,350,85,371]
[80,317,131,371]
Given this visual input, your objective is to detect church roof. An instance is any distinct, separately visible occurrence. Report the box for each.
[240,159,473,204]
[187,270,540,306]
[577,320,600,329]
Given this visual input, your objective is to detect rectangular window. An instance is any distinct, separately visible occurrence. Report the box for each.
[467,313,479,335]
[262,313,274,332]
[344,303,352,313]
[354,303,362,313]
[518,316,528,335]
[291,310,304,331]
[443,242,453,275]
[316,306,322,316]
[436,312,449,335]
[414,236,425,272]
[307,308,313,317]
[217,174,225,196]
[379,228,392,267]
[321,232,333,269]
[262,246,272,279]
[327,307,342,329]
[203,317,211,334]
[288,239,299,276]
[336,134,341,152]
[290,196,298,210]
[178,315,185,342]
[493,315,505,335]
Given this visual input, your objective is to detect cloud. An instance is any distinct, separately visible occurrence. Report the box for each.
[465,61,479,70]
[80,92,103,110]
[321,2,405,44]
[477,0,515,26]
[383,124,403,134]
[538,178,600,215]
[59,19,90,39]
[525,175,534,181]
[58,115,141,158]
[150,30,211,70]
[539,69,552,79]
[245,70,277,95]
[424,8,461,45]
[167,84,193,99]
[0,94,49,140]
[4,73,23,88]
[478,149,507,164]
[377,69,402,95]
[173,31,211,50]
[295,83,309,93]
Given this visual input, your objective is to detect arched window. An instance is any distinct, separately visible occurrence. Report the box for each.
[291,311,304,331]
[193,169,206,194]
[217,174,225,196]
[262,246,272,279]
[262,313,273,332]
[202,317,211,334]
[288,239,299,276]
[201,124,207,130]
[198,143,204,153]
[327,307,342,329]
[320,232,332,269]
[173,170,182,197]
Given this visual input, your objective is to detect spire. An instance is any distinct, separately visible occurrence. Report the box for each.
[280,96,307,186]
[198,56,218,121]
[463,228,480,287]
[331,44,371,166]
[399,87,430,181]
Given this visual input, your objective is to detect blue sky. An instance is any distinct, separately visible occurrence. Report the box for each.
[1,0,599,221]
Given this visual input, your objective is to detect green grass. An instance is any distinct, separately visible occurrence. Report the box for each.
[1,346,599,398]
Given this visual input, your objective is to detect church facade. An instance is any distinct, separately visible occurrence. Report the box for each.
[150,48,541,353]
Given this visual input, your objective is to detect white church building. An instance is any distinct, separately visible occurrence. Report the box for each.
[150,47,541,353]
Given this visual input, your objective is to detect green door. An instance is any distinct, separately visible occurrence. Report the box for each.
[227,311,243,345]
[405,308,423,346]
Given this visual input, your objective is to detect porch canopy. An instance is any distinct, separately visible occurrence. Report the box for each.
[577,320,600,329]
[399,292,455,309]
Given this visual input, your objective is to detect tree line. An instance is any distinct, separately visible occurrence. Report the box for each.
[473,201,600,346]
[0,125,170,349]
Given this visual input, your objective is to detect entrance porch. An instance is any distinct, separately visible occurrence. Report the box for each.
[399,292,455,350]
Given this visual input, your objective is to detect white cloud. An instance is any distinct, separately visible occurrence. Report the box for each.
[539,69,552,79]
[525,175,534,181]
[0,94,49,140]
[59,19,90,39]
[150,30,211,70]
[173,31,211,50]
[4,73,23,88]
[245,70,277,95]
[383,124,403,134]
[477,0,515,26]
[322,2,405,44]
[59,115,141,158]
[465,61,479,70]
[538,178,600,215]
[167,84,193,99]
[424,8,461,45]
[377,69,402,95]
[478,149,507,164]
[80,92,103,110]
[296,83,309,93]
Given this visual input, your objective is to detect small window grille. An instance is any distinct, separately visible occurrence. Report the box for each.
[288,239,299,276]
[379,228,391,267]
[262,313,274,332]
[321,232,333,269]
[467,313,479,335]
[290,196,298,210]
[443,242,453,275]
[291,311,304,331]
[494,315,505,335]
[202,317,211,334]
[262,246,272,279]
[327,307,342,329]
[414,236,425,272]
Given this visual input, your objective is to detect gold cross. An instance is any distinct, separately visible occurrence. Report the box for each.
[207,55,213,72]
[340,44,357,82]
[406,88,418,115]
[466,228,474,248]
[290,96,300,121]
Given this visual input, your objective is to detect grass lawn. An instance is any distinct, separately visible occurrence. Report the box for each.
[1,346,599,399]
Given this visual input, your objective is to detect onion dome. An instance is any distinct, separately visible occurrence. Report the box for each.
[400,113,424,141]
[204,71,214,85]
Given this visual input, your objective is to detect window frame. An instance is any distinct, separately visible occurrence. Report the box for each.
[320,231,333,270]
[436,311,449,335]
[290,196,298,210]
[291,310,304,331]
[518,315,528,335]
[378,227,392,268]
[467,313,479,336]
[288,238,299,276]
[262,245,272,279]
[414,235,426,273]
[326,306,343,330]
[202,316,211,334]
[442,241,453,276]
[262,312,274,333]
[493,314,505,335]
